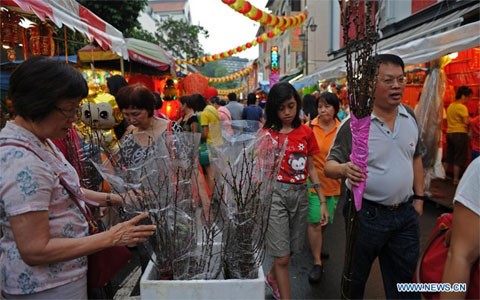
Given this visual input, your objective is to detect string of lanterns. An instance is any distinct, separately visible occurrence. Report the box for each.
[175,5,307,65]
[221,0,308,28]
[207,64,253,83]
[217,84,248,95]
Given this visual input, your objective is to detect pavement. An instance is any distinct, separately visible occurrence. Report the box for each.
[111,187,454,300]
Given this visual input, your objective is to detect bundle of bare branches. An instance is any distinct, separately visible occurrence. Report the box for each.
[341,0,378,119]
[210,121,286,279]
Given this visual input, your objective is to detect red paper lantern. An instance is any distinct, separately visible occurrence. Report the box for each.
[238,2,252,14]
[183,73,209,95]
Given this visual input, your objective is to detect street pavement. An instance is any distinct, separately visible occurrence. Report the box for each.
[112,197,452,299]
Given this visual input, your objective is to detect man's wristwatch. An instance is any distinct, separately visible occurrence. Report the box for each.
[413,194,428,201]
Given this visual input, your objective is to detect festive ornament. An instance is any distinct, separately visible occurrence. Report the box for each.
[163,78,178,100]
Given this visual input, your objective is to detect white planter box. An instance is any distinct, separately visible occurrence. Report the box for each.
[140,261,265,300]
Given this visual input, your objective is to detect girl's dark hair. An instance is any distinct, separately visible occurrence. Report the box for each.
[8,56,88,122]
[106,75,128,97]
[115,83,155,117]
[190,94,207,112]
[263,82,302,130]
[317,92,340,120]
[302,94,318,119]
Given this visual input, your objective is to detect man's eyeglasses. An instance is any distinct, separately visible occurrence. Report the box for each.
[55,107,80,119]
[378,76,407,87]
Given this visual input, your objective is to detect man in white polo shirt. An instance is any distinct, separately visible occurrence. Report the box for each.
[325,54,425,299]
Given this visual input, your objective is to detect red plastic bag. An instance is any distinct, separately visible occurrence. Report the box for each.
[414,213,479,299]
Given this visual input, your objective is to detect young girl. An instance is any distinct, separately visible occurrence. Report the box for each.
[263,82,329,299]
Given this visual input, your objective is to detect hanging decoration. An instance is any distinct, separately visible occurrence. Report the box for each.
[29,22,55,57]
[221,0,308,28]
[0,9,23,61]
[176,26,288,65]
[217,84,248,95]
[207,64,254,83]
[175,4,307,66]
[182,73,209,95]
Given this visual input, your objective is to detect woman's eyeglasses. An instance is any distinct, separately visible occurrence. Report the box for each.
[55,107,80,119]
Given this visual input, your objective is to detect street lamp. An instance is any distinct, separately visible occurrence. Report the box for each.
[298,18,317,75]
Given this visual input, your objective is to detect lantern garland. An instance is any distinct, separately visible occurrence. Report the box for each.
[208,64,254,83]
[175,5,307,65]
[177,64,253,84]
[217,84,248,95]
[221,0,308,28]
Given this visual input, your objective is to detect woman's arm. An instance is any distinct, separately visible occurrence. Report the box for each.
[9,211,155,266]
[440,202,480,299]
[307,156,328,224]
[81,188,122,207]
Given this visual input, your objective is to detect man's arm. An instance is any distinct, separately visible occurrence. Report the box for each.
[324,160,365,187]
[412,155,424,216]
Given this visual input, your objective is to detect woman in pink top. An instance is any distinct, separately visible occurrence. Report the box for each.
[0,57,156,299]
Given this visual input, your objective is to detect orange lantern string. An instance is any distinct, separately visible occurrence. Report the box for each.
[222,0,307,27]
[177,25,289,65]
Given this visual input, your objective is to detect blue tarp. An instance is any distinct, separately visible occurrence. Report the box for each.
[0,55,78,91]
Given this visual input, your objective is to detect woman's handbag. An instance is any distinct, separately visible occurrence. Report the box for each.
[65,181,132,289]
[414,213,479,299]
[85,218,132,288]
[197,114,210,166]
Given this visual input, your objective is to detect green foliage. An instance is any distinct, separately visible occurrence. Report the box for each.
[77,0,148,34]
[156,18,208,60]
[125,28,156,43]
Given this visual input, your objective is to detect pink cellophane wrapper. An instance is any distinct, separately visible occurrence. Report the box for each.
[349,113,371,211]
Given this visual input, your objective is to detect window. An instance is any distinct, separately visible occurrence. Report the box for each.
[291,0,301,12]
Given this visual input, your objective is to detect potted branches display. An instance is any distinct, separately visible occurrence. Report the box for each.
[91,122,285,299]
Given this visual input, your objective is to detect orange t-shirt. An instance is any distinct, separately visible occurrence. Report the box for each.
[310,118,341,196]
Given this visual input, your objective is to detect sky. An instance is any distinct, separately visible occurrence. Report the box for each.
[189,0,269,61]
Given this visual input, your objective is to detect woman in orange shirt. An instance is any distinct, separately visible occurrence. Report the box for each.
[307,92,342,283]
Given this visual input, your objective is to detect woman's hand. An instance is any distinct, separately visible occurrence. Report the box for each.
[320,202,329,226]
[109,213,156,247]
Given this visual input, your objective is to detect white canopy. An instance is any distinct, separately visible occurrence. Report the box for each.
[292,4,480,88]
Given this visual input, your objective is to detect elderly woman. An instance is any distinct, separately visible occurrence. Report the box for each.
[114,83,182,167]
[0,57,156,299]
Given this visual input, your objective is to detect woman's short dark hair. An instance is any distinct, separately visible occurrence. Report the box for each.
[190,94,207,112]
[264,82,302,130]
[210,96,220,105]
[456,85,473,100]
[179,95,191,106]
[302,94,318,119]
[107,75,128,97]
[8,56,88,122]
[153,92,163,110]
[115,83,155,117]
[317,92,340,120]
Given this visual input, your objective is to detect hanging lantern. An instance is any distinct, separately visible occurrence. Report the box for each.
[29,23,54,57]
[40,23,54,56]
[29,25,41,56]
[7,48,16,61]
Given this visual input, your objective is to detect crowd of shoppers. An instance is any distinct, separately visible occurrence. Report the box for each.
[1,53,478,300]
